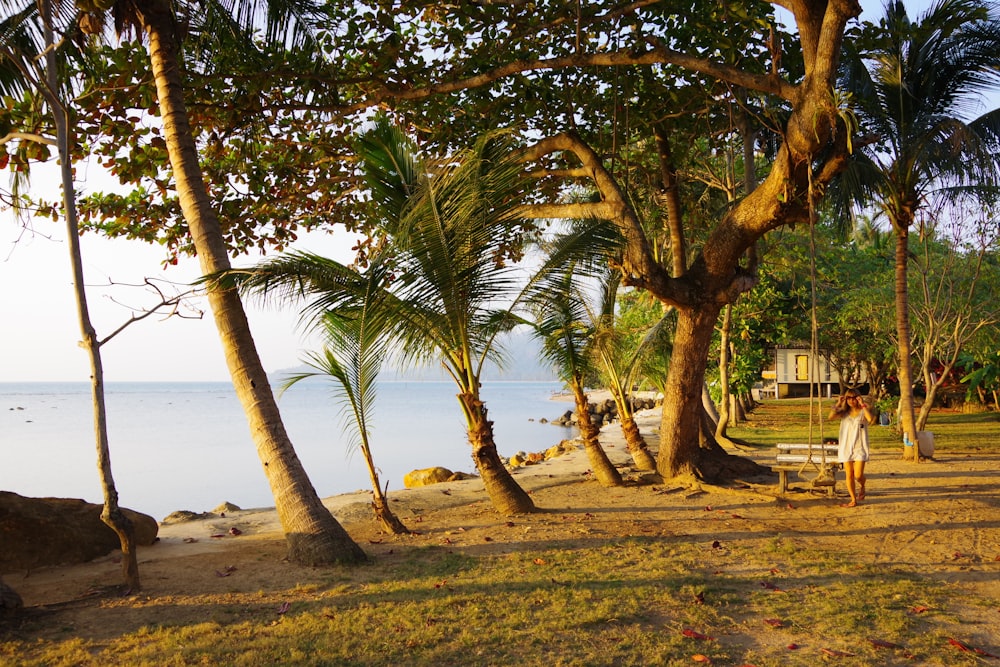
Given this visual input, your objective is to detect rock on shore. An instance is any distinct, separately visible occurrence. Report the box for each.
[0,492,159,573]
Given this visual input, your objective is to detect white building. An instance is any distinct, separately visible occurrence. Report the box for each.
[758,345,867,399]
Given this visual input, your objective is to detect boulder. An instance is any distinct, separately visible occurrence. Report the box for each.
[0,492,159,574]
[403,467,475,488]
[544,441,578,460]
[0,577,22,615]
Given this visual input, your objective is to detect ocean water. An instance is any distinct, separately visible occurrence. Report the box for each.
[0,380,575,521]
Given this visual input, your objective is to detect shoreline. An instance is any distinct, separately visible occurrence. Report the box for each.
[156,405,662,545]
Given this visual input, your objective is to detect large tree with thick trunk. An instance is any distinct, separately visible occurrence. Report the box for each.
[50,1,864,484]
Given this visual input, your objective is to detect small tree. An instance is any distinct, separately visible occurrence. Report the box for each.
[282,259,409,535]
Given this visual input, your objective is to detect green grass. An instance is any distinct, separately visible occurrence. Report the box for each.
[4,537,994,666]
[728,397,1000,452]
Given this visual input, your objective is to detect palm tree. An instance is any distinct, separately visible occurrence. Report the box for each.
[0,0,367,564]
[281,259,409,534]
[529,266,623,487]
[590,269,658,471]
[838,0,1000,459]
[227,121,536,515]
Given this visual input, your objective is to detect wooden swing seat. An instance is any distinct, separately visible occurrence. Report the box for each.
[772,443,841,498]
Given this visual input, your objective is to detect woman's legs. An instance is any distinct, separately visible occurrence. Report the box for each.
[843,462,858,507]
[856,461,867,500]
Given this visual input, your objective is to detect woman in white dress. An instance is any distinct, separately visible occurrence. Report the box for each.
[829,389,874,507]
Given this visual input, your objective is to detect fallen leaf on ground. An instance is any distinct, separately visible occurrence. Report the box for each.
[682,628,715,640]
[948,638,999,658]
[277,602,290,614]
[820,648,855,657]
[759,581,782,591]
[692,654,711,663]
[909,605,930,614]
[763,618,785,627]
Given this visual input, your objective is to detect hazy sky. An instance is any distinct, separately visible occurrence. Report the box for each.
[1,165,360,382]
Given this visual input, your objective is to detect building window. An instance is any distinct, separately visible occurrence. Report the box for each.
[795,354,809,381]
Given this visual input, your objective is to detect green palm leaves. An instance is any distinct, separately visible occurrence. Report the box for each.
[227,118,537,515]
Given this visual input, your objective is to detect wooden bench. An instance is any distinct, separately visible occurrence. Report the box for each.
[772,443,841,497]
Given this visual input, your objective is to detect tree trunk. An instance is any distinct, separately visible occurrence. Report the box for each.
[44,12,140,591]
[661,307,768,481]
[571,383,623,487]
[609,391,656,470]
[653,124,686,278]
[461,393,536,514]
[715,304,733,438]
[138,1,366,564]
[702,382,720,428]
[893,226,920,460]
[359,438,409,535]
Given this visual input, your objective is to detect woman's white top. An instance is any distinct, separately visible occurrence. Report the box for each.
[838,411,870,462]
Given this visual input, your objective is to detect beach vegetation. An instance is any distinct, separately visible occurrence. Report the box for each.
[833,0,1000,458]
[221,119,538,515]
[527,222,625,487]
[280,256,411,535]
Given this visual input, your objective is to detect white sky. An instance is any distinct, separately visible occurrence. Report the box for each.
[0,169,360,382]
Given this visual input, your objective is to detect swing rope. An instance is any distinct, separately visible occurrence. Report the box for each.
[801,160,835,485]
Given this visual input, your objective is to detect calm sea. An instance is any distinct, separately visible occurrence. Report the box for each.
[0,380,575,520]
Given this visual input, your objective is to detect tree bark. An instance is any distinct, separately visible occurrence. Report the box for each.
[571,383,623,487]
[659,305,722,478]
[137,0,366,564]
[892,226,920,460]
[715,304,733,438]
[43,10,140,591]
[461,393,536,514]
[360,441,409,534]
[618,410,657,471]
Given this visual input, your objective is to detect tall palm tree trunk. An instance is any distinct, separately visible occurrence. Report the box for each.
[570,383,622,486]
[137,1,365,564]
[715,304,733,438]
[893,225,920,460]
[618,409,656,471]
[460,392,535,514]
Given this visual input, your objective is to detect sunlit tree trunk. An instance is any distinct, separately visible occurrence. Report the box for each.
[461,392,535,514]
[659,306,721,478]
[571,383,623,486]
[715,304,733,438]
[137,0,366,563]
[893,225,920,460]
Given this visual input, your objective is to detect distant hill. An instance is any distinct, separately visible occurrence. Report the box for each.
[271,327,559,383]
